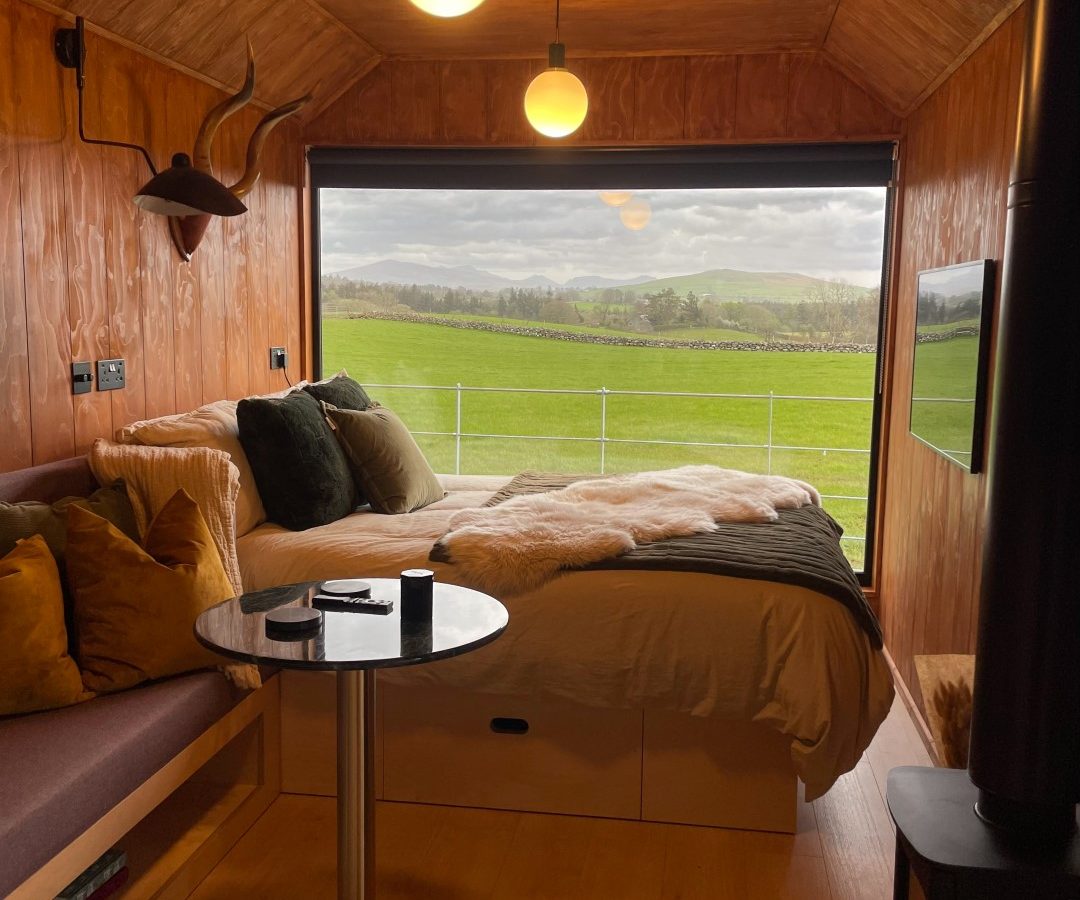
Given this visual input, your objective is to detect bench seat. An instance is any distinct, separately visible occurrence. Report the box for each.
[0,671,251,897]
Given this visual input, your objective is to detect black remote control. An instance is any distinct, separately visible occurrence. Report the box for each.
[313,593,393,615]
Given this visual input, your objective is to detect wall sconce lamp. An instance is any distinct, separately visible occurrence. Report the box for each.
[54,16,310,260]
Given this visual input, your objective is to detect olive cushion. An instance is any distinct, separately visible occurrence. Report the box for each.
[326,405,445,514]
[0,481,138,588]
[237,390,357,530]
[0,536,88,716]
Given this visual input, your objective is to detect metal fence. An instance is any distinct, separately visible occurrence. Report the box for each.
[366,382,874,549]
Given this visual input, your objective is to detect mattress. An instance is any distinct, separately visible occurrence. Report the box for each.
[237,475,894,799]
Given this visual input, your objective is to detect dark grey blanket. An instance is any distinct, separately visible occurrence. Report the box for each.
[432,471,882,648]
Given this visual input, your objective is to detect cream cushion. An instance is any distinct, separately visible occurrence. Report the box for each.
[88,440,244,595]
[117,400,265,537]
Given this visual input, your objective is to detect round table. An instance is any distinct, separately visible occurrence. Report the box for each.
[195,578,508,900]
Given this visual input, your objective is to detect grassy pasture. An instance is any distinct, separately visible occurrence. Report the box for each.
[323,318,877,568]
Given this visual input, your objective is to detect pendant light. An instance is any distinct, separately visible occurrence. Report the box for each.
[408,0,485,16]
[524,0,588,138]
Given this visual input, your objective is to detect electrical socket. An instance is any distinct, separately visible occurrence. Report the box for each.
[96,358,125,391]
[269,347,288,370]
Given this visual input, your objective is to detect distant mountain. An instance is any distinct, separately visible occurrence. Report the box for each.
[329,260,656,292]
[564,274,655,289]
[611,268,860,303]
[329,260,861,302]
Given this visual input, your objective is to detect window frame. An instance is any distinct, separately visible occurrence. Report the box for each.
[308,144,898,586]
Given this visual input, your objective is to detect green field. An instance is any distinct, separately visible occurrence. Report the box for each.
[324,318,877,568]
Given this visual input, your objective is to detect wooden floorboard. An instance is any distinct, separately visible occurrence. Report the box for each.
[190,693,931,899]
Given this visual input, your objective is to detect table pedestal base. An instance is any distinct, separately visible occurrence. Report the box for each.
[338,670,376,900]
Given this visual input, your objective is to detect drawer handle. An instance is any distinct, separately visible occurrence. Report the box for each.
[490,717,529,735]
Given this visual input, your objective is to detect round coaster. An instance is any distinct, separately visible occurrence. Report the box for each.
[320,579,372,597]
[266,607,324,634]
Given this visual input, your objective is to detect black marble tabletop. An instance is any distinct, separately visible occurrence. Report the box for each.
[194,578,508,671]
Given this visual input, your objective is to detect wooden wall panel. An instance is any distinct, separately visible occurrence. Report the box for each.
[877,7,1026,715]
[734,54,791,140]
[0,0,32,471]
[683,56,738,142]
[306,51,900,147]
[15,0,76,464]
[0,0,304,473]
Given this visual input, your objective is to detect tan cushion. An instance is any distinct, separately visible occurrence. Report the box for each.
[87,440,243,595]
[0,536,89,715]
[116,400,265,537]
[327,405,445,514]
[66,492,235,693]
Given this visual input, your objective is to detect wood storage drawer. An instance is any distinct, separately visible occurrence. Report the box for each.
[380,681,643,819]
[642,710,797,833]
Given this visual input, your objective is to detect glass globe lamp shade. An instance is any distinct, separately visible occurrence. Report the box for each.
[525,44,588,139]
[599,191,633,207]
[620,198,652,231]
[408,0,485,16]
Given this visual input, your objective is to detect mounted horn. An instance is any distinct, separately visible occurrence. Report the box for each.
[230,93,313,199]
[168,41,311,261]
[193,40,256,175]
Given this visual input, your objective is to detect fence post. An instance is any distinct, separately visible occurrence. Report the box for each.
[767,390,774,474]
[599,387,608,474]
[455,382,462,476]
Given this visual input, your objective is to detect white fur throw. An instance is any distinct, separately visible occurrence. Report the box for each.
[438,465,821,596]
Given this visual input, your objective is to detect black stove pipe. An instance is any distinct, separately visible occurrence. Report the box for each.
[968,0,1080,839]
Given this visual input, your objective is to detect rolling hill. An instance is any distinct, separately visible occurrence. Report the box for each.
[605,268,851,303]
[329,260,654,292]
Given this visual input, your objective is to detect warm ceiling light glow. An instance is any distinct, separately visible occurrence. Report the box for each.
[620,198,652,231]
[408,0,485,17]
[599,191,633,207]
[525,64,588,138]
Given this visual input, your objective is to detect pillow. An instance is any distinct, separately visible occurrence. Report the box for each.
[0,536,89,715]
[0,481,138,581]
[303,371,374,412]
[117,399,265,537]
[237,391,357,531]
[326,405,445,514]
[88,440,243,595]
[66,491,236,694]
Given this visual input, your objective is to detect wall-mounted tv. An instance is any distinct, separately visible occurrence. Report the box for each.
[909,259,995,474]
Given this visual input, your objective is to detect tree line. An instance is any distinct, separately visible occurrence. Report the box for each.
[322,275,881,345]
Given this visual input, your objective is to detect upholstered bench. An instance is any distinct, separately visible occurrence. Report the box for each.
[0,458,280,899]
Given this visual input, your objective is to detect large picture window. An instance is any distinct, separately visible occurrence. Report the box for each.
[310,147,895,579]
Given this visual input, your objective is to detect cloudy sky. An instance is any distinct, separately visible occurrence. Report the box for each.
[321,186,888,288]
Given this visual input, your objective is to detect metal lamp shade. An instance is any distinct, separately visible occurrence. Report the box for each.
[133,153,247,217]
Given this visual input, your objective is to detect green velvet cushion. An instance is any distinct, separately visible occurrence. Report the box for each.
[0,481,138,584]
[326,405,445,515]
[303,373,374,412]
[237,391,357,530]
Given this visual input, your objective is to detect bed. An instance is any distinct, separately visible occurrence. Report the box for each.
[238,473,894,832]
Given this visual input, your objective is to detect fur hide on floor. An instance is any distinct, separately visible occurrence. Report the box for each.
[436,465,821,596]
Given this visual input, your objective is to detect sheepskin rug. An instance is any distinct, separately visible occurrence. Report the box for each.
[436,465,821,596]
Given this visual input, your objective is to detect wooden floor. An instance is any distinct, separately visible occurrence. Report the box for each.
[189,696,932,900]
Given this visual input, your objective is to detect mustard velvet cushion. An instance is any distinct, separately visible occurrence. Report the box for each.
[66,490,235,694]
[0,535,88,716]
[326,405,445,514]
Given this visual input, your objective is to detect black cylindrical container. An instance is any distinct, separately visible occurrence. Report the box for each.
[968,0,1080,839]
[400,568,434,624]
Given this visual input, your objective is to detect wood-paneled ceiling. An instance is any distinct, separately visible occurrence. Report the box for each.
[50,0,1023,116]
